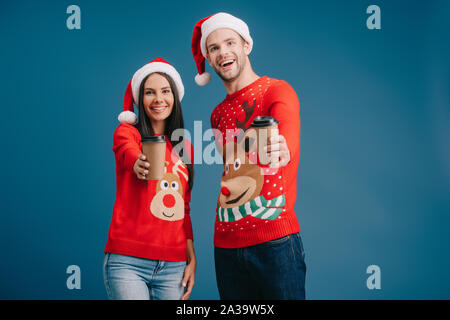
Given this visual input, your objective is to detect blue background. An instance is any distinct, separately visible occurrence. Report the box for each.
[1,0,449,299]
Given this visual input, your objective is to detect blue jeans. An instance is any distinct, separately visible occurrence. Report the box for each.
[214,233,306,300]
[103,253,186,300]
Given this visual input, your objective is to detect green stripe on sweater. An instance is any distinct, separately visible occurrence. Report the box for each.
[216,194,285,222]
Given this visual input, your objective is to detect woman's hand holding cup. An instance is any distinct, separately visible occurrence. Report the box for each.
[134,154,150,180]
[134,154,169,180]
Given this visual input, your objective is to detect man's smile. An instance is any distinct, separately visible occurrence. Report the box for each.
[219,59,235,69]
[216,56,236,71]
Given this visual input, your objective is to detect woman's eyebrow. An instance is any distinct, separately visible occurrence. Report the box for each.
[144,86,170,90]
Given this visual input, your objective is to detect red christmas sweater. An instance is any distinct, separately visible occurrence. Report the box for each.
[104,123,193,261]
[210,76,301,248]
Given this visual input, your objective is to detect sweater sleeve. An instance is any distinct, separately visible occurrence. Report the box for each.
[112,124,142,172]
[264,80,301,164]
[183,138,194,240]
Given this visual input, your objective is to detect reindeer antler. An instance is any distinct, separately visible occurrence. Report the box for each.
[236,99,256,130]
[172,159,188,182]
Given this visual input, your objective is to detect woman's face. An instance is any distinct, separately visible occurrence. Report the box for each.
[142,73,174,125]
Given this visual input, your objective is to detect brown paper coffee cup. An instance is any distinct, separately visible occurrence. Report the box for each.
[141,135,166,180]
[251,116,279,165]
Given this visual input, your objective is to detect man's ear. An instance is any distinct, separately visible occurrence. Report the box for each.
[243,41,251,55]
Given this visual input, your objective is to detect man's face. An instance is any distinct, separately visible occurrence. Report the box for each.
[205,28,251,82]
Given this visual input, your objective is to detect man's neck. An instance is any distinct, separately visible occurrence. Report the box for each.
[223,67,260,95]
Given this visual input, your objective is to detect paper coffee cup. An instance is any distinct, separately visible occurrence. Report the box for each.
[250,116,279,165]
[141,135,166,180]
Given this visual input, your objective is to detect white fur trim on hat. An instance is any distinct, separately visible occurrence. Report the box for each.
[118,110,137,124]
[131,62,184,106]
[195,72,211,86]
[200,12,253,57]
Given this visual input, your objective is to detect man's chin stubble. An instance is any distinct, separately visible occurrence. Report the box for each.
[215,68,240,82]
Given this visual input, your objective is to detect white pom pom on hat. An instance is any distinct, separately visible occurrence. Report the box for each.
[117,110,137,124]
[118,57,184,124]
[191,12,253,86]
[118,81,136,124]
[195,72,211,86]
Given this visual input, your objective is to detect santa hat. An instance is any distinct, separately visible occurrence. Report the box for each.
[191,12,253,86]
[118,57,184,124]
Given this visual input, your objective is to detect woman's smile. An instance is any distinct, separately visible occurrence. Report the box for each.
[150,105,169,113]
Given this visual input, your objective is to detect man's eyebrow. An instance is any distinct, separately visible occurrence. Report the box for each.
[208,37,238,49]
[207,42,218,49]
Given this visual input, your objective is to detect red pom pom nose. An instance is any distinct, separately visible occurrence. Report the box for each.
[221,187,230,196]
[163,194,176,208]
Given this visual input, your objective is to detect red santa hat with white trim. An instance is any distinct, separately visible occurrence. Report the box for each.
[191,12,253,86]
[118,57,185,124]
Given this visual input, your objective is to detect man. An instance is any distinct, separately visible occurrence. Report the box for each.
[191,12,306,299]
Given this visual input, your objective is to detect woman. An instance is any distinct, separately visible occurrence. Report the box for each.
[103,58,196,300]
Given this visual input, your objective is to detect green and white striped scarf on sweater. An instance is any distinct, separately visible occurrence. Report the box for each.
[216,194,285,222]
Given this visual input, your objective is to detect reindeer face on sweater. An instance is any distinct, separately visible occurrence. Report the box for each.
[150,160,187,221]
[219,133,264,208]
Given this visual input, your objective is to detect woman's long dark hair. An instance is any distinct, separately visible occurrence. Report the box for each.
[134,72,194,191]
